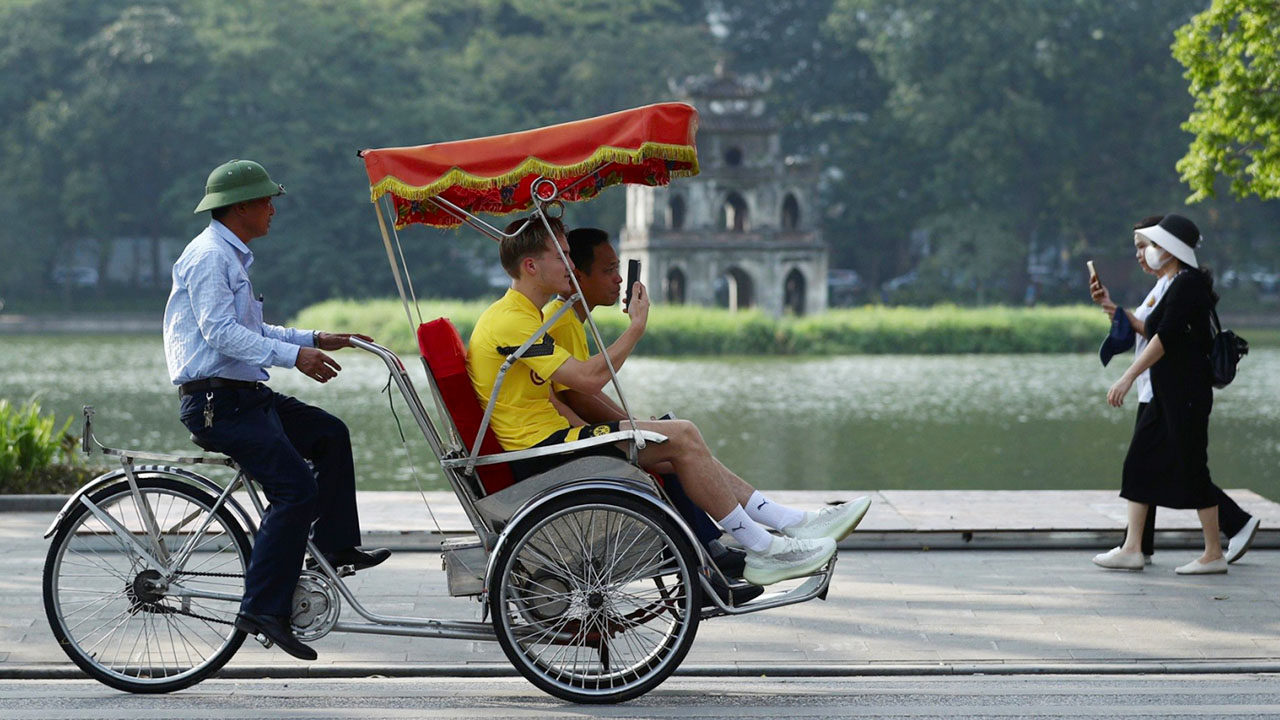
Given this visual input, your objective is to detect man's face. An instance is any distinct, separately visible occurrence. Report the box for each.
[240,196,275,239]
[576,241,622,309]
[534,233,574,296]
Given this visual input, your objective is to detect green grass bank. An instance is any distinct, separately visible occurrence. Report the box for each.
[294,300,1117,357]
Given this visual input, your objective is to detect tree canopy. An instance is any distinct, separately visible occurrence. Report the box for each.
[1,0,1276,314]
[1174,0,1280,202]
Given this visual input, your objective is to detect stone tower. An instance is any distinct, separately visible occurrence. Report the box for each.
[619,68,827,316]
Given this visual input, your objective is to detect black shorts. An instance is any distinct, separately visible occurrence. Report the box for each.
[508,422,626,482]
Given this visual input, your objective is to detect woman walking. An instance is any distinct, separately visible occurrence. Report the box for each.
[1090,214,1233,575]
[1091,216,1259,569]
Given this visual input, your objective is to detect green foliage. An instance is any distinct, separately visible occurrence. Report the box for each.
[295,299,1110,357]
[0,397,81,492]
[1173,0,1280,202]
[4,0,1280,317]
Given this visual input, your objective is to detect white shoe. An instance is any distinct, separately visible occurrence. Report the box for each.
[743,535,836,586]
[782,496,872,542]
[1226,517,1260,564]
[1091,546,1144,571]
[1175,557,1228,575]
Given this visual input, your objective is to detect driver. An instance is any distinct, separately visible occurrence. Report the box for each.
[164,159,390,661]
[466,216,870,586]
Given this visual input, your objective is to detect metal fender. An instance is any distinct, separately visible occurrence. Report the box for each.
[482,479,707,594]
[43,465,257,541]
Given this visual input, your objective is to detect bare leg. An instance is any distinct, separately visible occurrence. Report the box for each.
[1120,501,1148,554]
[632,419,753,518]
[1197,505,1223,563]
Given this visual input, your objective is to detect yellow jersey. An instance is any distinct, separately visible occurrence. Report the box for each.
[544,299,591,391]
[468,289,585,450]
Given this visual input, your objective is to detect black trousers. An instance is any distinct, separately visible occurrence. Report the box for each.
[181,385,360,616]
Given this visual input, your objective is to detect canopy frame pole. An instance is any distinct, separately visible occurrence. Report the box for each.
[423,195,525,243]
[374,196,418,336]
[530,173,645,455]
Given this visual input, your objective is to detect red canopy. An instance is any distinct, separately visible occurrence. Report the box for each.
[360,103,699,228]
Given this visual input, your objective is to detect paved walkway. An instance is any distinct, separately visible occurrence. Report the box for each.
[4,490,1280,678]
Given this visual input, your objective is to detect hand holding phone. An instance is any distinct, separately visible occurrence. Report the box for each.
[1086,260,1099,285]
[624,259,640,312]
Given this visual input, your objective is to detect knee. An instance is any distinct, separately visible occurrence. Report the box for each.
[668,420,707,453]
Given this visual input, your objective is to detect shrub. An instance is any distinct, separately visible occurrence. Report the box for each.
[293,299,1112,357]
[0,397,88,494]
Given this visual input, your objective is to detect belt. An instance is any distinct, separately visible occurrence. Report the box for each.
[178,378,263,398]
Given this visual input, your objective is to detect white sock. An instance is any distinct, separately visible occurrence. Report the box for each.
[719,505,773,553]
[745,491,807,530]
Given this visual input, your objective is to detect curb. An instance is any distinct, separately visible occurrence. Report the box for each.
[8,494,1279,552]
[5,660,1280,681]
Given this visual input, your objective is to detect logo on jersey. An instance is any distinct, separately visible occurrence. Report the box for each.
[592,424,611,437]
[529,369,547,385]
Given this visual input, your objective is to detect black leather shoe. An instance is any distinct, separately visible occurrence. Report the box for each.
[306,547,392,573]
[235,612,317,661]
[709,542,746,578]
[703,574,764,608]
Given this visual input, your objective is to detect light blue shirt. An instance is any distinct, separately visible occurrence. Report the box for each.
[163,220,314,385]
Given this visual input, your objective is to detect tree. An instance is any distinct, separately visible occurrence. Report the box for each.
[1174,0,1280,202]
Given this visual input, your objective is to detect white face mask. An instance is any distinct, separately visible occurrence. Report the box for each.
[1143,245,1168,270]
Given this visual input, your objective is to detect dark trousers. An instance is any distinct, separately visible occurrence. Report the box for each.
[181,386,360,616]
[661,473,721,545]
[1137,486,1252,556]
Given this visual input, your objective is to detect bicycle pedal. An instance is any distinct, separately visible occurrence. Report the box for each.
[335,564,355,578]
[254,633,274,649]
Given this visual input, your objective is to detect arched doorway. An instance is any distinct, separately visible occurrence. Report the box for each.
[665,267,687,304]
[714,266,755,311]
[719,191,749,232]
[667,194,686,230]
[783,268,806,316]
[781,193,800,230]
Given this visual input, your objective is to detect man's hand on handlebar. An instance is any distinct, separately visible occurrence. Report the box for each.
[296,347,342,383]
[316,332,374,351]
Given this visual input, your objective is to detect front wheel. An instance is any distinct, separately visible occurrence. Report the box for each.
[43,474,251,693]
[490,490,701,703]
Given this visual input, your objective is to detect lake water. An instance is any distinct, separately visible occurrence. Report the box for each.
[3,335,1278,500]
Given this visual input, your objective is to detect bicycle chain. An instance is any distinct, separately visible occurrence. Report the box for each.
[139,570,247,627]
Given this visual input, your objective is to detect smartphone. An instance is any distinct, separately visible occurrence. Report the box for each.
[624,259,640,311]
[1086,260,1100,286]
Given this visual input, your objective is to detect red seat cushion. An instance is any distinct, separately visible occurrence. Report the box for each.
[417,318,515,494]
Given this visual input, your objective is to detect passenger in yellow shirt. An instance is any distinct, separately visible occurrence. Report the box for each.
[545,229,771,598]
[467,215,868,586]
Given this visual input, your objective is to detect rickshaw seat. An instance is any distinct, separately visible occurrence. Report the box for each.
[417,318,516,495]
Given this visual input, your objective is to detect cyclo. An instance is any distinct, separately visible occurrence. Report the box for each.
[41,103,839,703]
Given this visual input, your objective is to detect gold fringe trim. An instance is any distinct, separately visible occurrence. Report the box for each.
[368,142,700,203]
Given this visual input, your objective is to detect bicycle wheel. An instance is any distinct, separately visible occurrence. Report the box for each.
[490,490,701,703]
[43,474,251,693]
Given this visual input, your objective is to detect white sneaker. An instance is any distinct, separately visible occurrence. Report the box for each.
[743,535,836,586]
[1175,557,1228,575]
[782,496,872,542]
[1226,517,1260,564]
[1091,546,1144,571]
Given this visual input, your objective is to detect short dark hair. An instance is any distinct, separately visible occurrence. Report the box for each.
[500,215,564,279]
[210,204,233,221]
[1133,215,1163,230]
[566,227,611,273]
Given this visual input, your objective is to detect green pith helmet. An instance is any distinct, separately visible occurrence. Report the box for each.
[193,159,286,213]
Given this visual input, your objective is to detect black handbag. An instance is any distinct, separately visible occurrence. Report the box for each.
[1209,306,1249,389]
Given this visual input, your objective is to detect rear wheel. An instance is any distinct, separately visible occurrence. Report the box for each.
[43,474,251,693]
[490,490,701,703]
